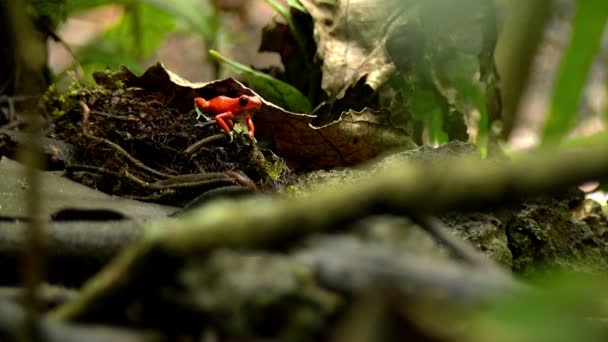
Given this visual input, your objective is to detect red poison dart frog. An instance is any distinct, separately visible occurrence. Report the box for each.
[194,95,262,139]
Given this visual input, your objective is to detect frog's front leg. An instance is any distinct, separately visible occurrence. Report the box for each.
[245,115,255,138]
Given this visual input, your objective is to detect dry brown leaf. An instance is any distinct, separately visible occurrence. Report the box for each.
[112,63,415,169]
[299,0,404,97]
[256,105,416,169]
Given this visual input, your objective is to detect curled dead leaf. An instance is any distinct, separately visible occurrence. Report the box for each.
[111,63,415,169]
[256,105,416,169]
[299,0,404,97]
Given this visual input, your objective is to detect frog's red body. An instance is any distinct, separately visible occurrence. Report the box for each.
[194,95,262,138]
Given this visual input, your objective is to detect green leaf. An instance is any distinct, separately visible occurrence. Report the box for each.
[541,0,608,145]
[409,88,439,120]
[442,53,479,87]
[441,52,488,154]
[263,0,307,55]
[286,0,306,13]
[408,88,449,144]
[427,107,448,145]
[476,99,489,157]
[28,0,67,28]
[209,50,313,114]
[470,272,607,342]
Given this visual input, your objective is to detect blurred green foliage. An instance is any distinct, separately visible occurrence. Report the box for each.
[61,0,227,77]
[74,1,175,75]
[389,0,607,151]
[541,0,608,145]
[468,272,608,342]
[27,0,67,29]
[387,0,497,152]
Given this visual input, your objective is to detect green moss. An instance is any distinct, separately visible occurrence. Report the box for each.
[265,157,288,180]
[114,80,125,89]
[42,75,111,119]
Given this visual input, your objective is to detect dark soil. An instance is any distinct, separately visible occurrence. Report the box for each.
[46,75,286,205]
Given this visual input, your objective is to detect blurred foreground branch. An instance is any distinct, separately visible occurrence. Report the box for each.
[49,139,608,320]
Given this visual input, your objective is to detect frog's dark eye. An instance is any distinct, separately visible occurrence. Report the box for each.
[239,97,249,106]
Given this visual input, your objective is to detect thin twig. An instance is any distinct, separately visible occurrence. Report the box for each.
[225,170,257,191]
[412,215,499,270]
[51,37,84,79]
[66,163,156,192]
[123,170,234,190]
[125,191,175,201]
[79,101,172,179]
[67,163,234,193]
[90,110,137,121]
[184,134,226,155]
[66,163,126,179]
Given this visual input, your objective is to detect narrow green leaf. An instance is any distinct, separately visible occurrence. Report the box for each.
[401,85,448,144]
[408,88,449,144]
[263,0,307,55]
[263,0,289,22]
[209,50,312,113]
[286,0,306,13]
[541,0,608,145]
[606,56,608,122]
[475,94,489,158]
[409,88,439,120]
[442,53,488,155]
[428,107,448,145]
